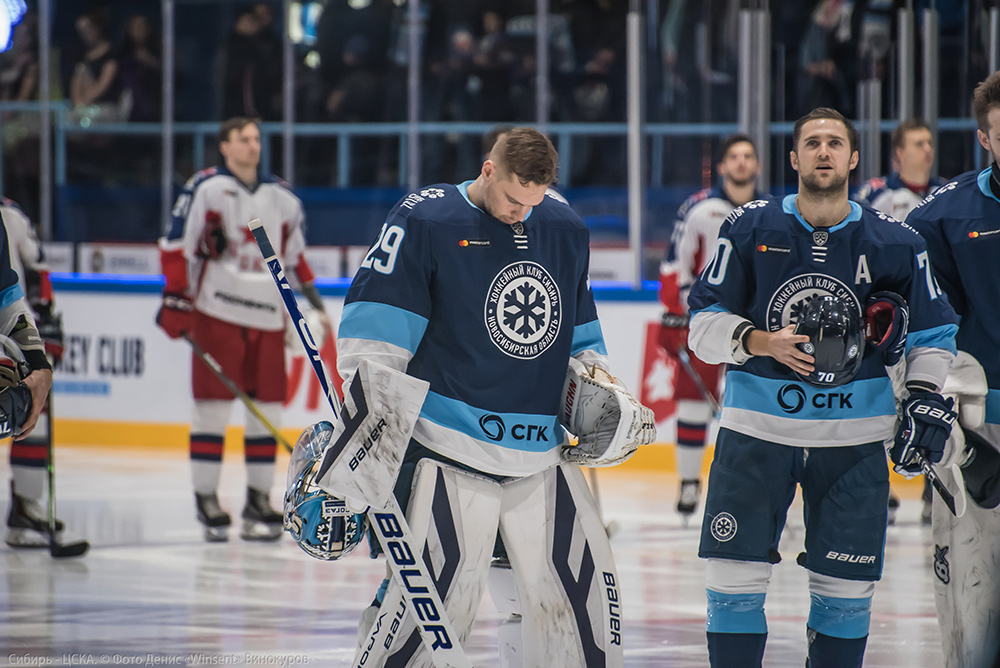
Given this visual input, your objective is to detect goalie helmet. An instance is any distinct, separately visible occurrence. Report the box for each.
[793,294,864,388]
[0,333,28,388]
[284,421,368,561]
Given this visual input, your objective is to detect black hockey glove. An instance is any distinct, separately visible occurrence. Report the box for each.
[864,291,907,366]
[890,392,956,475]
[197,210,227,259]
[34,305,64,364]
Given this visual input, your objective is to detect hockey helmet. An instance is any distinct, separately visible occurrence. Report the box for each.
[0,333,28,389]
[284,421,368,561]
[793,294,864,387]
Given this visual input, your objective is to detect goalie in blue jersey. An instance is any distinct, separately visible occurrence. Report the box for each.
[905,70,1000,668]
[687,107,959,668]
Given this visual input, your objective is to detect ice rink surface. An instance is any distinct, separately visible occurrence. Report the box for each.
[2,445,944,667]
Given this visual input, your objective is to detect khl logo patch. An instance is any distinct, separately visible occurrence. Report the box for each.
[485,261,562,359]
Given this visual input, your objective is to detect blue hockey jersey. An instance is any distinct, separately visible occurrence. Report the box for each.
[688,195,957,447]
[337,183,608,477]
[906,168,1000,427]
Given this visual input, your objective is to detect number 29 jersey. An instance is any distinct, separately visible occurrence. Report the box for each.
[688,195,958,447]
[337,183,608,477]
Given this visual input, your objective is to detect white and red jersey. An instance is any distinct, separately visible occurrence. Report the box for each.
[659,187,766,314]
[0,198,52,309]
[159,166,314,332]
[853,171,946,222]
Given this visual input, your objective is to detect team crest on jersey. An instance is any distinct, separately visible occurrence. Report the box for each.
[812,231,828,246]
[766,274,860,332]
[710,512,738,542]
[485,261,562,359]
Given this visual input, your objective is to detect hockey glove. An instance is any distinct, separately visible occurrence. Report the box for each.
[559,357,656,468]
[0,382,33,439]
[658,312,690,358]
[864,291,908,367]
[156,292,193,340]
[34,305,64,364]
[197,210,227,259]
[890,392,956,476]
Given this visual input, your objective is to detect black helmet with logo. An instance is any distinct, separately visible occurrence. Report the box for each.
[793,294,864,387]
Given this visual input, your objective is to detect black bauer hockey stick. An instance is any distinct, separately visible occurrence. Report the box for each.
[249,218,472,668]
[182,333,294,453]
[45,391,89,557]
[914,450,958,516]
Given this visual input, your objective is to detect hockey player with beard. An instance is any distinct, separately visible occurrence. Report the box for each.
[335,127,655,667]
[905,70,1000,668]
[687,107,958,668]
[157,117,331,542]
[658,134,768,519]
[1,198,66,548]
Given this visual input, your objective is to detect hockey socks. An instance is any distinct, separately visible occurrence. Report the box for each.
[706,632,767,668]
[805,593,872,668]
[806,629,867,668]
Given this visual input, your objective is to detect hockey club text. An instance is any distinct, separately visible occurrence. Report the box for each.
[61,335,144,377]
[777,384,853,414]
[478,413,550,442]
[371,512,454,651]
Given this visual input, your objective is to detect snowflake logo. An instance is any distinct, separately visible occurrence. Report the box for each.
[485,261,561,359]
[710,512,738,542]
[420,188,445,199]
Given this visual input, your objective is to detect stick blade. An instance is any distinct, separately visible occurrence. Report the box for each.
[51,539,89,558]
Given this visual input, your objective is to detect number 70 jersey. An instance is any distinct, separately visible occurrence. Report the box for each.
[688,195,958,447]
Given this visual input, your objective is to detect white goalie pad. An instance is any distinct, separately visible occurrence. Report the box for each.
[356,460,502,668]
[315,358,429,512]
[495,463,624,668]
[559,357,656,467]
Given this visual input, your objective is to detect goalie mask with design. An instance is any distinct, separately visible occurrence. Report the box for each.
[793,294,864,388]
[284,421,368,561]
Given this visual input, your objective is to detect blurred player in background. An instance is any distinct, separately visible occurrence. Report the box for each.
[2,197,65,548]
[335,127,653,666]
[156,117,330,542]
[658,134,766,519]
[854,118,946,524]
[687,107,957,667]
[905,71,1000,668]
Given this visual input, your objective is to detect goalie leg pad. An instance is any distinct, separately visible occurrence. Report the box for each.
[932,425,1000,668]
[355,459,502,668]
[497,463,624,668]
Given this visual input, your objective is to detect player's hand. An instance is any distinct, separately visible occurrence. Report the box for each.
[156,293,193,339]
[197,210,227,259]
[658,312,689,358]
[750,325,815,376]
[890,392,956,476]
[16,368,52,440]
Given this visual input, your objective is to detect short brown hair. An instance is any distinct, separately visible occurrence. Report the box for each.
[719,133,757,162]
[891,118,931,151]
[973,71,1000,134]
[491,127,558,186]
[219,117,260,144]
[792,107,858,155]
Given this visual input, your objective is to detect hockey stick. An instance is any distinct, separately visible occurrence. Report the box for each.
[676,347,722,418]
[182,333,294,453]
[250,218,472,668]
[45,391,89,558]
[914,450,959,516]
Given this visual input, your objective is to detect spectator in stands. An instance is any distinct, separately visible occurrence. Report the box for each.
[797,0,859,117]
[69,8,124,118]
[0,11,41,211]
[118,14,162,122]
[219,8,280,121]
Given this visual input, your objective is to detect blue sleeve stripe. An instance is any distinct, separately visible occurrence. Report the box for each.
[907,323,958,354]
[985,390,1000,426]
[420,391,563,453]
[691,303,730,316]
[338,301,428,354]
[571,319,607,356]
[0,283,25,310]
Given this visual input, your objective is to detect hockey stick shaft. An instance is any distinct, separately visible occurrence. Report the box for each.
[250,218,470,667]
[183,333,293,453]
[915,451,958,516]
[676,347,722,418]
[44,390,88,557]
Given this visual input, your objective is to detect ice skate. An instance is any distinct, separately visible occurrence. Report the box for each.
[6,488,64,548]
[195,492,231,542]
[887,490,900,526]
[240,488,282,541]
[677,479,701,524]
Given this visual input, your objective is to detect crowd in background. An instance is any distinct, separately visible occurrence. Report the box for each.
[0,0,998,237]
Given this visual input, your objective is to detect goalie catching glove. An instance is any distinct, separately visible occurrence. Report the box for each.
[559,357,656,467]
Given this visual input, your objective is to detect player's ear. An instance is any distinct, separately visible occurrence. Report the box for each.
[849,150,859,171]
[789,150,799,171]
[978,129,992,153]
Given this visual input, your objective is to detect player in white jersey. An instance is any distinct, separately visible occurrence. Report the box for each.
[905,71,1000,668]
[854,118,946,525]
[658,134,766,518]
[157,117,331,542]
[1,199,65,548]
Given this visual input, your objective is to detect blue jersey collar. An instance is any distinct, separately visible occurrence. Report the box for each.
[457,180,535,223]
[782,194,861,233]
[976,167,1000,203]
